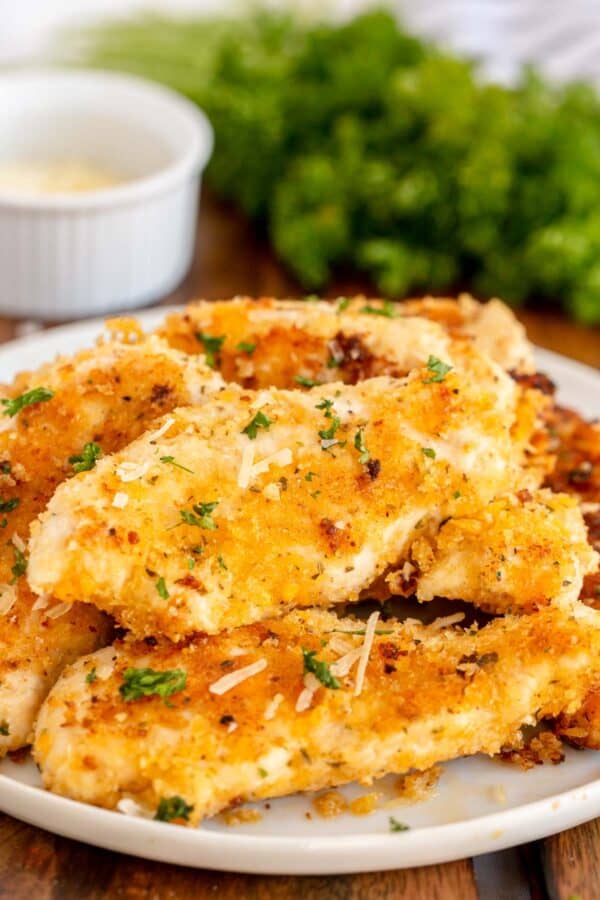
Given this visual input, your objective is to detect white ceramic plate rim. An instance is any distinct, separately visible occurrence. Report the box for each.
[0,310,598,875]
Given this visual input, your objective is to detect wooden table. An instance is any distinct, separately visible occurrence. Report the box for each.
[0,191,598,899]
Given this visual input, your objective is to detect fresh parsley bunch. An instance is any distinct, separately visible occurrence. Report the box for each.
[79,8,600,323]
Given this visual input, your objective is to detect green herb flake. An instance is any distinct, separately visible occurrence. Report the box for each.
[10,543,26,585]
[316,398,334,414]
[354,428,369,464]
[237,341,256,355]
[319,416,340,442]
[331,628,393,636]
[422,447,436,459]
[360,300,396,318]
[187,557,196,570]
[305,471,316,482]
[69,442,102,474]
[217,554,228,570]
[86,667,97,685]
[389,817,410,832]
[156,576,170,599]
[337,297,351,313]
[160,455,194,474]
[2,387,54,418]
[154,795,194,823]
[258,767,268,778]
[195,332,225,368]
[0,497,19,514]
[242,410,272,439]
[0,462,11,474]
[0,720,9,737]
[295,374,322,387]
[302,648,340,689]
[453,490,462,499]
[180,501,219,530]
[423,355,453,384]
[120,667,187,704]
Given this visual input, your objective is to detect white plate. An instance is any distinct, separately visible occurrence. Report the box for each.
[0,311,598,875]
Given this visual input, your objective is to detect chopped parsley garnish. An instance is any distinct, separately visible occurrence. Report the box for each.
[10,543,26,585]
[316,397,334,414]
[258,767,268,778]
[180,501,219,530]
[160,455,194,474]
[422,447,436,459]
[195,332,225,368]
[295,374,322,387]
[217,554,228,570]
[453,490,462,499]
[156,576,169,599]
[423,355,453,384]
[236,341,256,355]
[119,667,187,704]
[319,417,341,442]
[302,648,340,689]
[305,471,316,482]
[0,462,11,474]
[2,387,54,418]
[354,428,369,464]
[360,300,396,318]
[310,490,321,499]
[188,557,196,570]
[241,410,272,439]
[0,720,9,736]
[0,497,19,513]
[86,667,97,685]
[331,628,393,636]
[389,817,410,832]
[337,297,351,313]
[69,442,102,474]
[154,796,194,822]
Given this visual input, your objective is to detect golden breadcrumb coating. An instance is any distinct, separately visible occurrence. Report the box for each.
[29,355,541,640]
[404,488,598,613]
[0,337,223,753]
[34,603,600,826]
[158,295,534,390]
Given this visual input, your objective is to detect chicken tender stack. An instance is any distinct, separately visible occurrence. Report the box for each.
[5,294,595,826]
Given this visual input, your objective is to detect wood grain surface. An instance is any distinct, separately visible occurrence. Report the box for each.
[0,189,597,899]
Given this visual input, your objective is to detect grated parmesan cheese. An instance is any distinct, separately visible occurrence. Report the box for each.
[250,448,293,479]
[117,798,151,818]
[116,460,151,483]
[209,658,267,695]
[46,601,71,619]
[11,533,25,553]
[112,491,129,509]
[264,693,284,721]
[295,673,320,712]
[147,416,176,444]
[237,444,255,489]
[0,584,17,615]
[431,612,465,630]
[354,611,379,697]
[32,593,50,612]
[263,483,281,501]
[331,647,363,678]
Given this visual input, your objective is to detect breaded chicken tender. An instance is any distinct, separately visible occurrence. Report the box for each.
[34,604,600,825]
[28,356,542,640]
[403,488,598,613]
[158,294,534,390]
[0,337,223,753]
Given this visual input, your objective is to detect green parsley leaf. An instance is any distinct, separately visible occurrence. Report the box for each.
[319,416,340,442]
[188,557,196,570]
[305,471,316,482]
[389,817,410,832]
[241,410,272,439]
[422,447,436,459]
[316,397,334,414]
[10,543,26,585]
[154,795,194,822]
[69,442,102,474]
[360,300,396,318]
[0,462,11,474]
[258,767,268,778]
[86,667,97,685]
[2,387,54,418]
[0,497,19,514]
[217,554,227,570]
[160,455,194,474]
[453,490,462,499]
[0,720,9,736]
[156,576,169,599]
[354,428,369,464]
[236,341,256,355]
[302,648,340,689]
[423,355,453,384]
[120,667,187,703]
[195,332,225,368]
[180,501,219,530]
[295,374,322,387]
[310,489,321,499]
[337,297,351,313]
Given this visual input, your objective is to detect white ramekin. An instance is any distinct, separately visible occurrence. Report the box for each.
[0,69,213,320]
